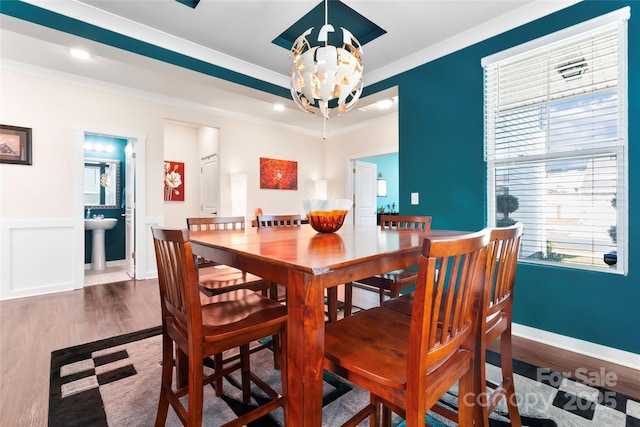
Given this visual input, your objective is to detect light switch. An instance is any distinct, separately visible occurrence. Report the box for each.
[411,192,419,205]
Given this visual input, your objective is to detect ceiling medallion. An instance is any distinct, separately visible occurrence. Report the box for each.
[290,0,364,124]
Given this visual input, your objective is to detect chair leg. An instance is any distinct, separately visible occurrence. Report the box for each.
[501,328,522,427]
[326,287,338,323]
[343,282,353,317]
[214,352,224,396]
[240,344,251,404]
[457,369,475,427]
[380,401,391,427]
[154,335,173,427]
[268,282,282,369]
[269,282,279,301]
[272,334,281,370]
[186,345,205,426]
[175,347,189,388]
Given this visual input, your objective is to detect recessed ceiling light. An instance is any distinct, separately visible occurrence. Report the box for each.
[376,99,393,110]
[273,103,285,111]
[69,48,91,60]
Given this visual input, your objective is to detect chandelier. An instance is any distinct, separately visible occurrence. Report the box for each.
[290,0,364,121]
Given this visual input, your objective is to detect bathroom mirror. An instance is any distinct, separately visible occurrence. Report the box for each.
[84,158,121,208]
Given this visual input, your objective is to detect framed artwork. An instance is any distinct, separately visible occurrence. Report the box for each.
[0,125,32,165]
[377,179,388,197]
[260,157,298,190]
[164,160,185,201]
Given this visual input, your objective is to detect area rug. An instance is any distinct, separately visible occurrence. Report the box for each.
[49,327,640,426]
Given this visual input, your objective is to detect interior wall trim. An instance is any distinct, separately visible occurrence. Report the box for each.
[1,60,319,137]
[0,219,81,301]
[142,216,164,280]
[513,323,640,370]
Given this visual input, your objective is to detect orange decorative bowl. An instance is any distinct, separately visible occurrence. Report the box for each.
[303,199,352,233]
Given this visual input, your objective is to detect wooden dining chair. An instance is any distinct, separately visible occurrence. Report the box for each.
[383,223,524,427]
[186,216,246,268]
[254,214,305,303]
[345,215,432,314]
[324,229,489,427]
[186,216,282,375]
[256,214,303,227]
[151,227,288,427]
[187,216,281,384]
[186,216,274,298]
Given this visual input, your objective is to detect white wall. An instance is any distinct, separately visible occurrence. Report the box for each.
[323,114,399,199]
[0,69,397,299]
[163,122,202,228]
[0,70,333,299]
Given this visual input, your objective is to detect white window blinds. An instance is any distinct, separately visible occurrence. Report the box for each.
[483,8,629,273]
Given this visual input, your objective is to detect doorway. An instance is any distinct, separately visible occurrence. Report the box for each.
[347,152,399,225]
[76,126,146,288]
[200,153,219,216]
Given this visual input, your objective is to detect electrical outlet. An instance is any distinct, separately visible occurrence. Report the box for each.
[411,192,419,205]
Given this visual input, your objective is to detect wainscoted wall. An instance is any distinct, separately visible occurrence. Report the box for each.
[142,216,163,280]
[0,216,163,300]
[1,219,81,299]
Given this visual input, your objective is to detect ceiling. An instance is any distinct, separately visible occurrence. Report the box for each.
[0,0,578,138]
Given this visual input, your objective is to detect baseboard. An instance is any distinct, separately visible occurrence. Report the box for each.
[84,259,127,270]
[513,323,640,370]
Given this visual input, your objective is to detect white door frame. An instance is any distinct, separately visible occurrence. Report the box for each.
[200,154,219,217]
[345,149,398,224]
[74,125,146,287]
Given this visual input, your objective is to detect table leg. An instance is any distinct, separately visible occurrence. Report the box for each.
[285,271,326,426]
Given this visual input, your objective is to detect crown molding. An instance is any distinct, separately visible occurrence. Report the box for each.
[1,59,318,137]
[366,0,582,85]
[19,0,290,89]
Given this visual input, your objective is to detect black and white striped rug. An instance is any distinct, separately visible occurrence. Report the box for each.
[48,327,639,426]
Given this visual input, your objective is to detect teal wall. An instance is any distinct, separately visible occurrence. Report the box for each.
[83,135,127,264]
[4,0,636,354]
[368,1,639,354]
[363,153,399,213]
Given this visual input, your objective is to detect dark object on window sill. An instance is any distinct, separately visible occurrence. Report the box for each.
[496,218,517,227]
[603,251,617,266]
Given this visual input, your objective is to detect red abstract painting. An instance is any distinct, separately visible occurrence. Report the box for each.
[164,160,185,201]
[259,157,298,190]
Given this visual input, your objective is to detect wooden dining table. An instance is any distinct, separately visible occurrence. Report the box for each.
[189,223,466,426]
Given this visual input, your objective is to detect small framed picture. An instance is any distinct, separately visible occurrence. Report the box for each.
[377,179,387,197]
[0,125,32,165]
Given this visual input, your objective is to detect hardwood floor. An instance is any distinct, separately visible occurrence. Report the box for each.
[1,279,638,426]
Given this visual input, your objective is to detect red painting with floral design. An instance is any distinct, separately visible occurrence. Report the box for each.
[259,157,298,190]
[164,160,185,201]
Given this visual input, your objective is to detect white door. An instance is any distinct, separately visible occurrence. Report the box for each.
[125,141,135,278]
[354,160,377,225]
[201,154,218,216]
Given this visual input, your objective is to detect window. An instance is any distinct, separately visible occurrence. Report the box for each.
[483,8,629,273]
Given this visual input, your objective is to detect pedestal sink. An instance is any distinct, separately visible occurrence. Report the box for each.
[85,218,118,271]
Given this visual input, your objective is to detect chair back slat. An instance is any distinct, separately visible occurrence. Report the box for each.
[186,216,246,231]
[257,214,302,228]
[380,215,432,231]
